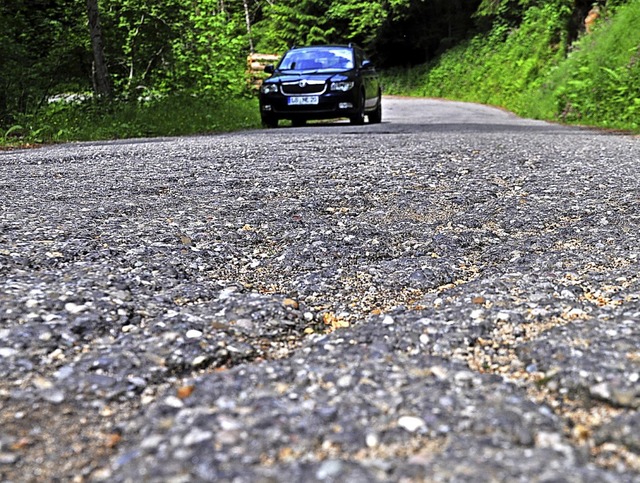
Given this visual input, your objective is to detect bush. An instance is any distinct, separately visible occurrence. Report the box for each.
[2,94,261,146]
[383,2,571,110]
[381,0,640,133]
[539,0,640,130]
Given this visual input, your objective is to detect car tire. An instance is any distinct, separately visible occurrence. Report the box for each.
[350,92,366,125]
[261,115,278,128]
[368,95,382,124]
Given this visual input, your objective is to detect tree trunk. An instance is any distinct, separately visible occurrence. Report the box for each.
[243,0,254,53]
[86,0,111,99]
[0,78,7,126]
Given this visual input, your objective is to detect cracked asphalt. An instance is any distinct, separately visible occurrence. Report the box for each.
[1,97,639,482]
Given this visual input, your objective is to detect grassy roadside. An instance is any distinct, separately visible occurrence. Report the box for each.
[381,0,640,134]
[0,95,262,150]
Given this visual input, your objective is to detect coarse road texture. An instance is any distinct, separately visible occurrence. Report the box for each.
[1,97,639,482]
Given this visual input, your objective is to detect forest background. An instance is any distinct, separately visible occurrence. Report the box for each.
[1,0,639,147]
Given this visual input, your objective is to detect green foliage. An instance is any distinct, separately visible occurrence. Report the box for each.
[2,125,25,141]
[326,1,386,43]
[251,0,412,53]
[384,1,571,106]
[383,0,640,133]
[167,5,248,97]
[252,0,479,67]
[253,0,335,52]
[100,0,251,98]
[538,0,640,129]
[0,1,88,125]
[101,0,188,97]
[2,95,260,146]
[475,0,536,23]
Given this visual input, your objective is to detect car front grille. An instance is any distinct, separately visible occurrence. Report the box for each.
[281,80,326,95]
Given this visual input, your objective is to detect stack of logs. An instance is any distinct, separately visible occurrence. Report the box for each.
[247,53,280,90]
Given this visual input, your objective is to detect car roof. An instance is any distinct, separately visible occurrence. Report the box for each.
[288,45,357,51]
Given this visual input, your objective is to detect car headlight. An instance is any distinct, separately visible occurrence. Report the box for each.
[330,81,354,92]
[261,84,278,94]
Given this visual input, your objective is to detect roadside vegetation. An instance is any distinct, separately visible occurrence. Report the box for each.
[383,0,640,133]
[0,0,484,148]
[1,0,639,149]
[1,96,261,148]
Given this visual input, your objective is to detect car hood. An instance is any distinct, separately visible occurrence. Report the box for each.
[264,72,350,85]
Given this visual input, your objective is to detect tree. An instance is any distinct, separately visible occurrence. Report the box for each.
[372,0,483,66]
[0,1,89,127]
[87,0,112,98]
[243,0,255,53]
[155,0,248,96]
[254,0,335,52]
[249,0,483,66]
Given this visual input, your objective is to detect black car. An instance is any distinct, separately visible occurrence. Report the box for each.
[259,44,382,128]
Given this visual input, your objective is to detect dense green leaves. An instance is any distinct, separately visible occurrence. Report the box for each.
[102,0,188,95]
[383,0,640,132]
[253,0,336,52]
[542,0,640,129]
[0,1,88,124]
[168,7,247,96]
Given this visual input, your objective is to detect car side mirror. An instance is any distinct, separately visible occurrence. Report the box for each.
[264,65,275,74]
[361,60,372,69]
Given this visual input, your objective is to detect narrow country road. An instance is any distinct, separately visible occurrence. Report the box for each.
[1,97,638,481]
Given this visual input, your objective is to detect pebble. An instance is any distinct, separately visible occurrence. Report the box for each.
[0,348,18,358]
[336,375,353,388]
[185,330,203,339]
[0,453,19,464]
[64,302,89,314]
[182,428,213,446]
[164,396,185,409]
[365,433,379,448]
[397,416,426,433]
[140,434,163,449]
[316,460,343,479]
[41,389,65,404]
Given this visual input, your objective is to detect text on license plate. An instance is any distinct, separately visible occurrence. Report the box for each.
[288,96,319,106]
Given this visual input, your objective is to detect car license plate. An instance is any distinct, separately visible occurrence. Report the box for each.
[288,96,319,106]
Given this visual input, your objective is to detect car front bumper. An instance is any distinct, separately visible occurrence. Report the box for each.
[259,90,360,120]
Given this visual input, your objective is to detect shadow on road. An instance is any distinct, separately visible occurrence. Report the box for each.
[275,121,602,137]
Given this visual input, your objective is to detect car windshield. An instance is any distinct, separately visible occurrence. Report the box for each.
[278,47,354,72]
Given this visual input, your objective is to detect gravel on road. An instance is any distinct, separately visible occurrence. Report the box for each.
[0,97,638,481]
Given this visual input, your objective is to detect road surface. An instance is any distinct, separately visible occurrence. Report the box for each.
[1,97,639,481]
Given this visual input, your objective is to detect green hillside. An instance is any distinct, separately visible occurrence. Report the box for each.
[383,0,640,132]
